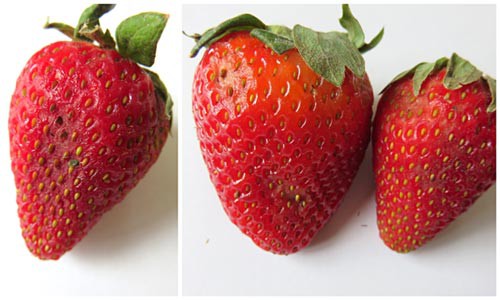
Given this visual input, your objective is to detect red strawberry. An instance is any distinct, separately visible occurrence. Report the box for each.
[373,53,496,253]
[189,5,383,254]
[9,5,172,260]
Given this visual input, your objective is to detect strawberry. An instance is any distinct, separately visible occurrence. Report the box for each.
[188,5,383,254]
[9,4,172,260]
[373,53,496,253]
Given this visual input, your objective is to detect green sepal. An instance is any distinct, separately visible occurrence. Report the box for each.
[339,4,365,48]
[143,69,174,126]
[339,4,384,54]
[75,4,116,41]
[188,5,383,87]
[381,53,496,113]
[189,13,266,57]
[78,25,116,49]
[359,28,384,54]
[116,12,168,67]
[293,25,364,86]
[443,53,482,90]
[250,26,294,54]
[485,75,496,112]
[381,57,448,95]
[44,20,75,39]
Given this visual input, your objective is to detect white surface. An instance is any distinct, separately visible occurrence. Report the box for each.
[182,4,496,296]
[0,0,179,296]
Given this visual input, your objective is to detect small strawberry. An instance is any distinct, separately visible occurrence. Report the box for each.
[188,5,383,254]
[9,4,173,260]
[373,53,496,253]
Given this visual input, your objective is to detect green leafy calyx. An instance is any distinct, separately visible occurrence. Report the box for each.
[381,53,496,112]
[44,4,171,110]
[187,4,383,87]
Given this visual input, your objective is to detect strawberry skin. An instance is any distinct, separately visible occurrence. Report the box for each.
[9,41,169,259]
[193,32,374,254]
[373,68,495,253]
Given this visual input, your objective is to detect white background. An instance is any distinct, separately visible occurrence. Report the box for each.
[182,4,496,296]
[0,0,179,296]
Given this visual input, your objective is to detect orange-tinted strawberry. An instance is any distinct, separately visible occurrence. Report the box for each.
[189,5,383,254]
[373,53,496,253]
[8,5,172,260]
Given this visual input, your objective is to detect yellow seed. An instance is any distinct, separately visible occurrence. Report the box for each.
[63,189,69,197]
[434,128,441,136]
[84,98,93,107]
[75,146,83,156]
[110,124,117,132]
[67,230,73,237]
[103,173,110,182]
[448,133,454,141]
[420,128,427,136]
[74,192,80,200]
[432,108,439,118]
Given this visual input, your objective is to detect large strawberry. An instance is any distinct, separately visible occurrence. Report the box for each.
[188,5,383,254]
[9,4,172,260]
[373,53,496,253]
